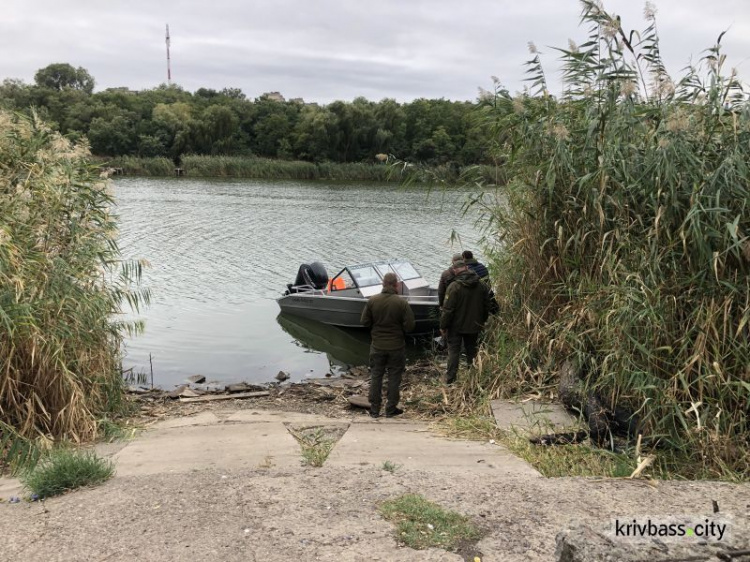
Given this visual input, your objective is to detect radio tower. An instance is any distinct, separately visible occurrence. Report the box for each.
[165,24,172,85]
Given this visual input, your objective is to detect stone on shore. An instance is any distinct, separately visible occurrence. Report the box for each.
[555,520,749,562]
[347,395,371,409]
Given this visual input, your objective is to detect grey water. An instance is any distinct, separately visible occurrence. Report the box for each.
[114,177,483,388]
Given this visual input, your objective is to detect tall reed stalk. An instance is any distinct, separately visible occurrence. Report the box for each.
[0,111,147,469]
[471,1,749,477]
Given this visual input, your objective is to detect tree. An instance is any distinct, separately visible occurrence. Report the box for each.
[292,105,335,161]
[0,79,33,111]
[87,114,137,155]
[220,87,246,100]
[34,63,95,94]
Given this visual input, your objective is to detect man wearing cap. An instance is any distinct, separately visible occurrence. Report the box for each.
[361,272,416,418]
[440,259,494,384]
[462,249,500,314]
[461,250,489,282]
[438,253,463,308]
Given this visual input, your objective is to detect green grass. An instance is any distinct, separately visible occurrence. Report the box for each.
[379,494,482,551]
[381,460,400,473]
[289,427,335,467]
[97,417,135,443]
[22,449,115,498]
[438,413,637,478]
[499,431,636,478]
[437,411,747,480]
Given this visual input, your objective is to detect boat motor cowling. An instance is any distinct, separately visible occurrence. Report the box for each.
[289,262,329,292]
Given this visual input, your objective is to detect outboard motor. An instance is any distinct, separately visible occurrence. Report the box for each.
[286,262,329,294]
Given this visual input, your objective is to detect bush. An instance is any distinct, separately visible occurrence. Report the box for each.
[0,111,147,469]
[471,1,749,477]
[22,449,114,498]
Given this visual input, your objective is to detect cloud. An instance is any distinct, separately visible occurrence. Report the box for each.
[2,0,748,103]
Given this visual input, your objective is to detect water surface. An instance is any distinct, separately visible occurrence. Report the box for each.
[115,177,482,387]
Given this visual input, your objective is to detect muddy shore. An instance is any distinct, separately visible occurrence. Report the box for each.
[128,361,447,424]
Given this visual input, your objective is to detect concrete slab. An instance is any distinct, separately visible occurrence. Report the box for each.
[0,477,23,499]
[113,422,302,476]
[326,422,540,476]
[491,400,580,435]
[93,441,130,458]
[150,411,220,430]
[225,410,353,424]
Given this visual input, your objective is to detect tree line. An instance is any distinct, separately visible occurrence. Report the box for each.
[0,63,491,165]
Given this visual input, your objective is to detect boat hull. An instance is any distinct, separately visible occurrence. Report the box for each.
[276,293,440,334]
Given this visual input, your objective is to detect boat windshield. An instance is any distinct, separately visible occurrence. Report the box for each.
[390,261,421,281]
[348,264,382,287]
[374,263,396,278]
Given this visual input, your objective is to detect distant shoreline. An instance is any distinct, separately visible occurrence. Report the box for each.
[94,155,500,183]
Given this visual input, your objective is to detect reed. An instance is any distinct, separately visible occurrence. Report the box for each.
[180,154,397,181]
[108,156,175,176]
[182,154,316,179]
[93,154,490,183]
[466,1,749,477]
[0,111,147,471]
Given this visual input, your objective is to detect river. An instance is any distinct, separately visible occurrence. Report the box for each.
[114,177,483,387]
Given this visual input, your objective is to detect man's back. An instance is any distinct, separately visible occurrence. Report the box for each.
[465,258,489,281]
[438,267,456,307]
[361,289,415,350]
[440,270,491,334]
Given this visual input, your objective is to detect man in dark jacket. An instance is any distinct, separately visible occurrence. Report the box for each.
[361,272,416,418]
[440,260,493,384]
[462,250,489,281]
[462,249,500,315]
[438,253,463,307]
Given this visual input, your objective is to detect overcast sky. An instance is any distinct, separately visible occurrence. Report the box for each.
[2,0,749,103]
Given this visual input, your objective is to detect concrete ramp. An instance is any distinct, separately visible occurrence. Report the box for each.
[491,399,580,436]
[0,476,23,500]
[113,422,302,475]
[326,421,540,476]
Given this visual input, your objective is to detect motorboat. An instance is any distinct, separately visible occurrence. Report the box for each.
[276,259,440,333]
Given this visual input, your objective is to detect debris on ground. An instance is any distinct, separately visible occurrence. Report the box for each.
[127,360,448,423]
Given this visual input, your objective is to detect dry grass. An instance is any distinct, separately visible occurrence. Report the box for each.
[459,1,750,478]
[0,111,147,471]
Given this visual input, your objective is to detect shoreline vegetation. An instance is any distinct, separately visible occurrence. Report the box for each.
[0,110,148,474]
[457,1,750,479]
[2,0,748,483]
[94,154,500,184]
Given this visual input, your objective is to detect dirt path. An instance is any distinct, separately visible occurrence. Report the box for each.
[2,407,748,561]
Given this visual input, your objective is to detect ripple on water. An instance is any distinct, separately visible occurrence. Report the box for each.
[115,177,485,386]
